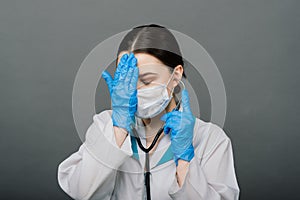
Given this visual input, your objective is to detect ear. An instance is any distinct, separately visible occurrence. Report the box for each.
[171,65,183,88]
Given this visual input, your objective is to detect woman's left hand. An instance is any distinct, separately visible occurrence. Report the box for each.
[160,89,195,166]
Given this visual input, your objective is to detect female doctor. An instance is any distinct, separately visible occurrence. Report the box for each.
[57,24,240,200]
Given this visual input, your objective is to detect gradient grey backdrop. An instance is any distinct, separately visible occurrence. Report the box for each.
[1,0,299,199]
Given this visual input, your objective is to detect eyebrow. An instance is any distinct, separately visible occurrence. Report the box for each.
[138,72,158,78]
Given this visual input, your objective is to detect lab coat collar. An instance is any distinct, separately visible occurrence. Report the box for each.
[130,134,173,170]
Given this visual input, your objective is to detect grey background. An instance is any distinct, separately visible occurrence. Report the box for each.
[1,0,299,199]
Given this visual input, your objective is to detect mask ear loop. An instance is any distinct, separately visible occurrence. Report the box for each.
[168,68,185,111]
[173,80,185,111]
[165,69,177,96]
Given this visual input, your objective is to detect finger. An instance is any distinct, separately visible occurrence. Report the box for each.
[124,55,137,86]
[163,119,178,135]
[165,115,180,128]
[163,124,171,135]
[129,90,137,110]
[101,70,113,94]
[160,113,167,122]
[160,111,180,121]
[160,112,171,122]
[116,53,129,73]
[163,113,180,135]
[120,53,129,63]
[128,53,137,68]
[181,89,192,113]
[124,67,134,88]
[119,53,133,81]
[129,64,139,91]
[114,53,129,83]
[125,52,135,70]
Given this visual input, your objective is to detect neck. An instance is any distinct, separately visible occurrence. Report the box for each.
[142,98,177,152]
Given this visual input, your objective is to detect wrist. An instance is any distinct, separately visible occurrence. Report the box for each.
[112,110,135,132]
[175,144,194,166]
[176,160,190,187]
[113,126,128,148]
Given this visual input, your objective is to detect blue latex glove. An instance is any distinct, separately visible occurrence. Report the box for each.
[160,89,195,166]
[102,52,139,133]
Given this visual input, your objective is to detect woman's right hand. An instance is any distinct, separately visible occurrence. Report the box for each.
[102,52,139,134]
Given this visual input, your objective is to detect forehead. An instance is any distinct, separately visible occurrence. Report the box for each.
[117,52,170,73]
[117,52,162,67]
[134,53,163,66]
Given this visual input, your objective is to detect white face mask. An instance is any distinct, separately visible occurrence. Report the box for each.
[136,71,175,119]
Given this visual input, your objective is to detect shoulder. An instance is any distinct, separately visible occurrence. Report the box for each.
[193,117,232,159]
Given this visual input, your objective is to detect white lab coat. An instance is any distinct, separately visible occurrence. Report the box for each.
[57,109,240,200]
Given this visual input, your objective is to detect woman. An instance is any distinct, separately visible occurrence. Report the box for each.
[57,24,240,200]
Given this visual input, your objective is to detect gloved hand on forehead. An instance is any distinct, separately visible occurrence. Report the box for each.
[160,89,195,166]
[102,52,139,133]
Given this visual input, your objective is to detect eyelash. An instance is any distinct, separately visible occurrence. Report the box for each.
[142,80,151,85]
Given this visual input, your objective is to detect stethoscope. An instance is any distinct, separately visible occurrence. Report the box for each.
[130,98,182,200]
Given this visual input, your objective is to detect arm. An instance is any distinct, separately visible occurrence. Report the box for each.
[113,126,129,148]
[175,160,190,187]
[169,137,240,200]
[57,112,132,200]
[57,53,138,200]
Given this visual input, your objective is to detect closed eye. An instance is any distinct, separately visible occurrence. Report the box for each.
[138,73,158,85]
[140,79,153,85]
